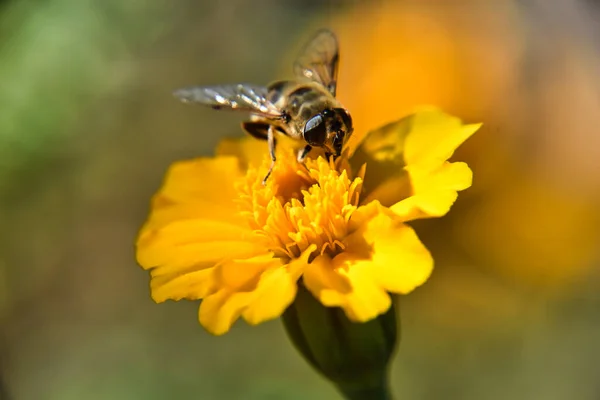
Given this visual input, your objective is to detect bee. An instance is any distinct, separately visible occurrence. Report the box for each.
[173,29,353,183]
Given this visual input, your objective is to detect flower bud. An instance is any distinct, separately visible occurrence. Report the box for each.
[282,282,398,400]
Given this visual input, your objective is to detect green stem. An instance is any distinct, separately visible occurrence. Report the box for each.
[336,375,393,400]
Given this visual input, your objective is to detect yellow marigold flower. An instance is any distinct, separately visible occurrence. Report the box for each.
[136,107,480,335]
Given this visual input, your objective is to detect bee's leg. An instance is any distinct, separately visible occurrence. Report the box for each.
[262,125,277,185]
[297,145,312,163]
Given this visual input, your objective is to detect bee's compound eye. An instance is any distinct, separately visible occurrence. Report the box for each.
[304,114,326,146]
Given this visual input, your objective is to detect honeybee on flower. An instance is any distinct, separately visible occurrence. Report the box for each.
[174,29,352,183]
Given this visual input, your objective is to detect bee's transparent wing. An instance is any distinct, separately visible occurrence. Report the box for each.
[293,29,339,96]
[173,84,283,119]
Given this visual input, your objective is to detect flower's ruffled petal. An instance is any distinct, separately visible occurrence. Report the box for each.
[134,155,272,306]
[338,263,393,321]
[403,107,481,170]
[137,219,259,271]
[138,156,245,238]
[317,256,392,322]
[348,208,433,295]
[304,252,390,322]
[140,232,266,304]
[303,255,353,297]
[150,250,280,303]
[240,266,298,326]
[138,219,248,261]
[141,199,238,233]
[347,200,394,232]
[141,240,261,274]
[391,191,457,222]
[359,172,412,210]
[391,161,473,220]
[158,157,242,204]
[359,213,434,294]
[349,116,411,161]
[304,203,432,322]
[348,119,411,201]
[138,219,264,305]
[198,288,251,336]
[239,248,313,326]
[198,248,314,335]
[350,108,480,210]
[150,266,217,302]
[219,253,280,289]
[199,265,300,335]
[350,107,479,165]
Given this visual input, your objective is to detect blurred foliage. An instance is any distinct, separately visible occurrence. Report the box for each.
[0,0,170,196]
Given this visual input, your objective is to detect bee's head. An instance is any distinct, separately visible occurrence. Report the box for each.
[303,108,353,157]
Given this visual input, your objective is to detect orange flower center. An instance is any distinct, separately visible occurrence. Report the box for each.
[234,150,364,261]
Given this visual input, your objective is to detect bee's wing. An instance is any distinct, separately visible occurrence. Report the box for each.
[293,29,339,96]
[173,84,283,119]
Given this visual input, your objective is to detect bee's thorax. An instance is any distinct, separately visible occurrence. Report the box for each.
[266,81,342,140]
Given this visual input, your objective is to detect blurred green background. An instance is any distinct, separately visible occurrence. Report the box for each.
[2,0,600,399]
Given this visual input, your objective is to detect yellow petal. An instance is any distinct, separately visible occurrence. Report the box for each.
[158,157,241,204]
[304,257,392,322]
[303,252,390,321]
[364,220,434,294]
[403,107,481,169]
[349,117,411,161]
[139,219,250,250]
[241,266,299,326]
[198,248,314,335]
[199,289,250,336]
[150,266,217,302]
[219,253,280,289]
[347,200,392,232]
[334,260,392,322]
[304,204,432,322]
[138,156,245,242]
[199,265,300,335]
[349,108,480,168]
[139,240,261,275]
[391,161,473,220]
[391,191,457,222]
[360,171,412,208]
[142,239,263,306]
[136,219,257,270]
[141,199,242,233]
[303,255,352,297]
[351,208,434,294]
[350,110,479,208]
[348,118,412,196]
